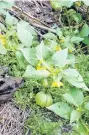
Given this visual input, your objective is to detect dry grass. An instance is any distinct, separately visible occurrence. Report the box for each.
[0,102,30,135]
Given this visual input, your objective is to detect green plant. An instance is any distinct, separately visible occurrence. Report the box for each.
[25,113,61,135]
[0,0,14,14]
[1,1,89,135]
[50,0,89,10]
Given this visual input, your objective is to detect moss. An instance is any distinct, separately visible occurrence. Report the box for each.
[24,112,62,135]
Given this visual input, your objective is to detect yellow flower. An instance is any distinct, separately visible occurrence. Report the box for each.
[36,65,46,70]
[55,46,62,51]
[75,1,81,7]
[36,65,42,70]
[52,81,64,88]
[68,49,73,53]
[0,34,6,46]
[60,38,65,43]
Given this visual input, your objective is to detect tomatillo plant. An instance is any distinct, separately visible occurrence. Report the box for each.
[23,41,89,107]
[0,1,89,134]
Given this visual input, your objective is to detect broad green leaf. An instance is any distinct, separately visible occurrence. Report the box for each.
[5,12,18,25]
[70,36,84,43]
[82,37,89,45]
[50,0,74,9]
[47,102,72,119]
[70,110,81,124]
[67,54,75,67]
[28,25,37,36]
[80,24,89,37]
[83,0,89,6]
[63,68,89,91]
[0,43,7,54]
[36,41,50,60]
[63,93,78,107]
[64,42,75,52]
[0,0,14,14]
[18,20,37,36]
[70,88,84,106]
[21,47,37,66]
[63,89,84,107]
[84,102,89,110]
[52,48,68,67]
[43,32,57,40]
[23,65,50,79]
[15,50,25,68]
[17,21,33,47]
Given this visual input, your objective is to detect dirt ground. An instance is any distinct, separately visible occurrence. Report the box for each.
[15,0,56,26]
[0,102,30,135]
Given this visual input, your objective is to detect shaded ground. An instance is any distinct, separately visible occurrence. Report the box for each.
[15,0,60,27]
[15,0,54,25]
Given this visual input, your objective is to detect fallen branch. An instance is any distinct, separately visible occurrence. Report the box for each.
[8,5,56,33]
[13,5,50,27]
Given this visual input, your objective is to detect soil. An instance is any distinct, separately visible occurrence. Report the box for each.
[15,0,56,26]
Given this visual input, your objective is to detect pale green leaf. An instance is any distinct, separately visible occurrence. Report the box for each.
[50,0,74,9]
[63,93,78,107]
[5,12,18,25]
[70,36,84,43]
[70,110,81,124]
[67,54,75,67]
[23,65,50,79]
[52,48,68,67]
[83,0,89,6]
[56,28,62,38]
[47,102,72,119]
[84,102,89,110]
[63,68,89,91]
[43,32,57,40]
[0,43,7,54]
[70,88,84,106]
[0,0,14,14]
[17,21,33,47]
[80,24,89,37]
[18,20,37,36]
[21,47,37,66]
[63,89,84,107]
[83,37,89,45]
[36,41,50,60]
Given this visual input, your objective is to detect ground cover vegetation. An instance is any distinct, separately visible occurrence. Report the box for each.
[1,0,89,134]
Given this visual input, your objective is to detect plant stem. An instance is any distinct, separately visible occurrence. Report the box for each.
[42,60,51,72]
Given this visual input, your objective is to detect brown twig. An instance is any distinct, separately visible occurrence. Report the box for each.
[12,5,50,27]
[7,5,56,33]
[31,23,56,33]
